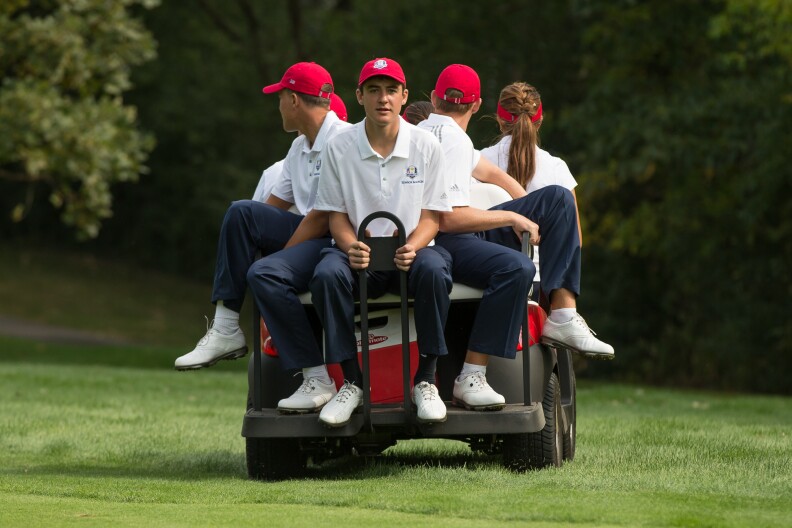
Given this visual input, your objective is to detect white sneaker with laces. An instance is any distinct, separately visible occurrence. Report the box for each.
[318,382,362,427]
[412,381,447,423]
[278,377,337,414]
[174,319,247,370]
[453,371,506,411]
[541,313,615,359]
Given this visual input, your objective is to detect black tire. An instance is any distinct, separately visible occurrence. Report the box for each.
[502,372,563,471]
[245,395,305,481]
[563,372,576,461]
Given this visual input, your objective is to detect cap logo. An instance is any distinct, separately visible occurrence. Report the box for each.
[289,79,296,84]
[373,59,388,70]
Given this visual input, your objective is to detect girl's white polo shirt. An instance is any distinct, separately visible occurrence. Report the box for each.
[314,119,451,238]
[478,136,577,193]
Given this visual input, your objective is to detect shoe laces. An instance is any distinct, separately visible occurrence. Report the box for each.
[571,313,598,336]
[463,371,491,390]
[197,316,217,346]
[292,374,320,394]
[416,382,438,401]
[335,381,358,403]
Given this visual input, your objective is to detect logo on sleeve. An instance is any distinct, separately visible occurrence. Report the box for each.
[402,165,424,185]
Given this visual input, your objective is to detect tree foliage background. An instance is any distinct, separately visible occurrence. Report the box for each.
[1,0,789,393]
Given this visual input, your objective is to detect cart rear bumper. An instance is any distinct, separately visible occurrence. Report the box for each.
[242,402,544,439]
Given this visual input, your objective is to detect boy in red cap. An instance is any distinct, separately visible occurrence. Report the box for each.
[175,62,352,401]
[418,64,534,410]
[309,58,452,426]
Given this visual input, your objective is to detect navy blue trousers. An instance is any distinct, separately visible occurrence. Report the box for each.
[434,234,534,359]
[485,185,581,297]
[247,237,332,370]
[211,200,303,312]
[309,246,453,365]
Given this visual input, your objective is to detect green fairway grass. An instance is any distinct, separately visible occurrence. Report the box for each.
[1,336,790,527]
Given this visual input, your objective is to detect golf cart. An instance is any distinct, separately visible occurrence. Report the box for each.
[242,183,577,480]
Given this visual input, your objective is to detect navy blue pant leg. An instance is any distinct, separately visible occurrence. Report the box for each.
[404,246,453,357]
[211,200,303,312]
[436,234,534,359]
[310,247,364,365]
[247,237,332,371]
[310,246,452,365]
[486,185,581,296]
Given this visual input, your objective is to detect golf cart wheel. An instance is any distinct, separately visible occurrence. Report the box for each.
[245,395,305,480]
[502,372,563,471]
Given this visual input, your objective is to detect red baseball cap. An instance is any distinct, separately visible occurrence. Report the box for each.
[262,62,333,99]
[435,64,480,104]
[330,93,348,121]
[358,58,406,87]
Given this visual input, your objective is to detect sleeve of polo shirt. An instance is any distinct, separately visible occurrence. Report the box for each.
[313,141,346,213]
[554,158,578,190]
[442,139,473,207]
[422,141,452,212]
[270,139,301,204]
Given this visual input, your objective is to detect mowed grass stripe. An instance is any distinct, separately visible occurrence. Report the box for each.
[1,339,791,527]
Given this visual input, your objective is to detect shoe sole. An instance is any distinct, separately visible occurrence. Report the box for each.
[174,346,248,371]
[277,402,329,415]
[540,337,615,360]
[412,404,447,424]
[319,406,362,428]
[452,397,506,412]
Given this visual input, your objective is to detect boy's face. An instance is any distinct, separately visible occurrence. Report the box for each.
[278,90,298,133]
[356,77,408,127]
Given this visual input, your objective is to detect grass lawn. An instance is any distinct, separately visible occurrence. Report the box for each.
[1,336,790,527]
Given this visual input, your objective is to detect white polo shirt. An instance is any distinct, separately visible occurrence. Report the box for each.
[252,159,284,202]
[478,136,577,193]
[479,135,578,282]
[270,110,351,215]
[417,113,480,207]
[314,119,451,238]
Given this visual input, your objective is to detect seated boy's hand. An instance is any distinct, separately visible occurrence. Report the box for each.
[348,241,371,270]
[394,244,416,272]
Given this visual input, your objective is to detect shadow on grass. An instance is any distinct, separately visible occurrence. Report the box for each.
[3,450,500,482]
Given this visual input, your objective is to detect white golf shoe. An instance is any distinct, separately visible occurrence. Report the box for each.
[174,321,247,370]
[318,382,362,428]
[277,377,337,414]
[453,371,506,411]
[412,381,447,423]
[541,313,615,359]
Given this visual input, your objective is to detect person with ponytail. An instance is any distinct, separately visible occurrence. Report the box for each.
[480,82,611,360]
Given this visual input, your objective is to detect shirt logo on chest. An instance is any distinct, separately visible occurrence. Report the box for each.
[402,165,423,185]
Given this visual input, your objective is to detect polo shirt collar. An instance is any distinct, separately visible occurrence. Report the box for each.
[425,112,462,131]
[357,118,412,160]
[303,110,340,154]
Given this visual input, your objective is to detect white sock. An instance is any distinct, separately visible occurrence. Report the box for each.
[213,301,240,335]
[459,362,486,380]
[303,365,332,384]
[549,307,577,324]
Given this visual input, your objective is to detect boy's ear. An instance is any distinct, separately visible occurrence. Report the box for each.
[356,88,364,105]
[471,98,483,115]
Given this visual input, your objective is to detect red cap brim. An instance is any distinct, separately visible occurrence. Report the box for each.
[262,83,284,94]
